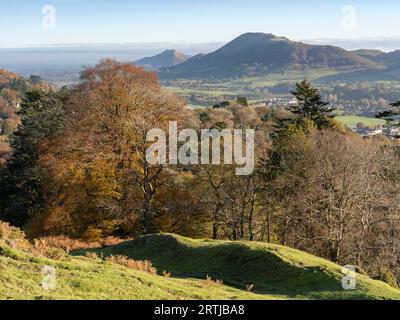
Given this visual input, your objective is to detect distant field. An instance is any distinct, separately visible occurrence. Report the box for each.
[336,115,386,128]
[188,103,207,109]
[163,68,343,100]
[212,68,341,88]
[165,86,237,97]
[249,69,341,87]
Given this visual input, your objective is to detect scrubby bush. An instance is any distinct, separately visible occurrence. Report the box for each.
[0,221,66,259]
[32,238,68,260]
[106,255,157,274]
[34,235,125,252]
[34,236,99,253]
[374,267,399,289]
[0,221,30,250]
[0,221,125,261]
[163,271,171,278]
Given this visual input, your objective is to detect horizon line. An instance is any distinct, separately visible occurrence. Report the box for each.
[2,34,400,50]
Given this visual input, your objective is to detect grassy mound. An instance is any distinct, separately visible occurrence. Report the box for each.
[76,233,400,300]
[2,233,399,300]
[0,242,271,300]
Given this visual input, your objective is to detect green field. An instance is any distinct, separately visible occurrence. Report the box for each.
[233,68,342,87]
[188,103,207,109]
[336,115,386,128]
[165,86,237,97]
[164,68,342,100]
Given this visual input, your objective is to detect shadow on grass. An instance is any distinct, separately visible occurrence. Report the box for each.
[73,234,350,298]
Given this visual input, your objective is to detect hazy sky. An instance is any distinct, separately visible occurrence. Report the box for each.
[1,0,400,47]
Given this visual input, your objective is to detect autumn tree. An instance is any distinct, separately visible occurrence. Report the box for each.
[69,59,185,234]
[194,105,269,241]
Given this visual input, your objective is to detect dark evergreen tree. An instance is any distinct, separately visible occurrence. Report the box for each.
[376,101,400,126]
[289,80,336,128]
[213,121,228,130]
[237,96,249,107]
[199,112,211,126]
[0,90,66,226]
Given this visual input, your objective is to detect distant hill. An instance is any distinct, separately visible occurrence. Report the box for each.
[135,49,190,70]
[320,50,400,82]
[373,50,400,67]
[160,33,384,79]
[351,49,385,59]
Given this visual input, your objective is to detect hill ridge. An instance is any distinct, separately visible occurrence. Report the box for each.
[160,32,384,79]
[135,49,190,70]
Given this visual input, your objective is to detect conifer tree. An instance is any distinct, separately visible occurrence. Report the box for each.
[376,100,400,126]
[289,80,336,128]
[0,90,66,226]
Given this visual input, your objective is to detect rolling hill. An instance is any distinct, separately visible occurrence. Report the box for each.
[373,50,400,67]
[160,33,384,79]
[135,49,190,70]
[321,50,400,82]
[1,233,400,300]
[0,241,263,300]
[351,49,385,59]
[72,234,400,300]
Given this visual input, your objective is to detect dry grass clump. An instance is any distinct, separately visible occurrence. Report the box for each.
[100,236,125,247]
[33,235,126,253]
[202,275,224,289]
[106,255,157,275]
[0,220,126,261]
[33,236,97,253]
[85,252,100,259]
[29,235,127,260]
[0,221,66,260]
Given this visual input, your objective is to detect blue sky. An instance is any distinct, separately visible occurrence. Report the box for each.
[1,0,400,47]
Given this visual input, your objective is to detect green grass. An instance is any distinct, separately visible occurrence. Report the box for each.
[1,233,399,300]
[211,68,342,88]
[75,234,400,300]
[245,69,341,87]
[188,103,207,109]
[336,115,385,128]
[0,242,270,300]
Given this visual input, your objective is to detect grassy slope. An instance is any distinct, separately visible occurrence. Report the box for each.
[2,234,399,300]
[0,244,270,300]
[76,234,400,300]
